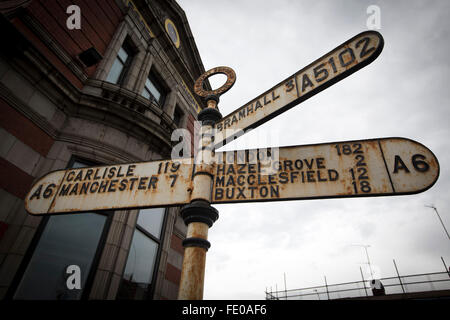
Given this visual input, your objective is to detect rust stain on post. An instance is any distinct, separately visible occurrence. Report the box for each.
[178,246,207,299]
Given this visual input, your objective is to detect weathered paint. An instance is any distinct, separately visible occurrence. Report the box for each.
[213,31,384,149]
[178,221,210,300]
[177,99,218,300]
[178,245,207,300]
[25,137,439,214]
[25,158,194,215]
[211,138,439,204]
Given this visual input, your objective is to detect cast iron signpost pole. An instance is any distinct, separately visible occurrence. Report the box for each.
[178,67,235,300]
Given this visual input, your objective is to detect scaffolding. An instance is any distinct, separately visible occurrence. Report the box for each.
[266,258,450,300]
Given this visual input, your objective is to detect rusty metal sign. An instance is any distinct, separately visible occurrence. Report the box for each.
[25,159,193,215]
[213,31,384,148]
[211,138,439,204]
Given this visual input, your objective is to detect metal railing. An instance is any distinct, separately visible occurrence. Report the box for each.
[265,271,450,300]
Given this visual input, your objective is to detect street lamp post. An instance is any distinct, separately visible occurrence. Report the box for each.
[425,205,450,241]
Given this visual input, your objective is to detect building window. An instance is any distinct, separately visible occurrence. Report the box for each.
[117,207,166,300]
[142,71,166,107]
[13,159,111,300]
[106,40,134,85]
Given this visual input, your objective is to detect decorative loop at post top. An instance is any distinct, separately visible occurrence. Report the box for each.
[194,66,236,99]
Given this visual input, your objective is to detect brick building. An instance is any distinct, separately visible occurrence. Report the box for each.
[0,0,209,299]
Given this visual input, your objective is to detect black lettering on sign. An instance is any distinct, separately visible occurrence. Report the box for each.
[94,169,102,180]
[129,178,138,190]
[247,103,254,115]
[169,175,177,187]
[328,57,338,73]
[43,184,56,198]
[69,183,79,196]
[317,170,327,182]
[236,187,246,199]
[328,169,339,181]
[119,179,128,191]
[30,184,43,200]
[254,100,263,111]
[313,63,329,82]
[335,143,363,156]
[66,171,75,182]
[260,186,268,197]
[301,74,314,92]
[356,37,375,59]
[237,175,246,186]
[272,91,280,101]
[107,167,117,179]
[138,177,148,190]
[98,180,108,193]
[74,171,83,182]
[227,165,235,175]
[108,180,118,192]
[355,155,367,167]
[127,165,136,177]
[238,109,246,120]
[393,155,410,173]
[149,176,158,189]
[215,188,223,200]
[248,186,257,197]
[304,159,314,170]
[271,185,280,198]
[237,164,246,174]
[412,154,430,172]
[216,176,225,187]
[80,182,90,195]
[85,169,93,181]
[90,182,99,193]
[316,158,326,169]
[117,166,125,178]
[279,172,289,184]
[339,48,356,67]
[306,171,315,182]
[285,79,295,92]
[217,164,225,175]
[226,176,235,187]
[60,184,71,196]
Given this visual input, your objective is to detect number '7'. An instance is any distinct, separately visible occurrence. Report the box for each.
[169,174,178,187]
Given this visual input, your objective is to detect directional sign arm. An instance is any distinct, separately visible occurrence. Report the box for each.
[211,138,439,204]
[213,31,384,149]
[25,159,194,215]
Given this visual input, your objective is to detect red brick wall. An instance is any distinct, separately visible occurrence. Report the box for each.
[0,98,54,199]
[16,0,124,88]
[0,157,34,200]
[0,98,54,157]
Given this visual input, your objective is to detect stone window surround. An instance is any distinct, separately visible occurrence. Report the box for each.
[93,16,189,126]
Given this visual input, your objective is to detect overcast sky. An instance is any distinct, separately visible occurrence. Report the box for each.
[177,0,450,300]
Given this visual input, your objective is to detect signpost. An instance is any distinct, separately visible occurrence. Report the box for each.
[213,31,384,148]
[22,30,440,300]
[25,137,439,214]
